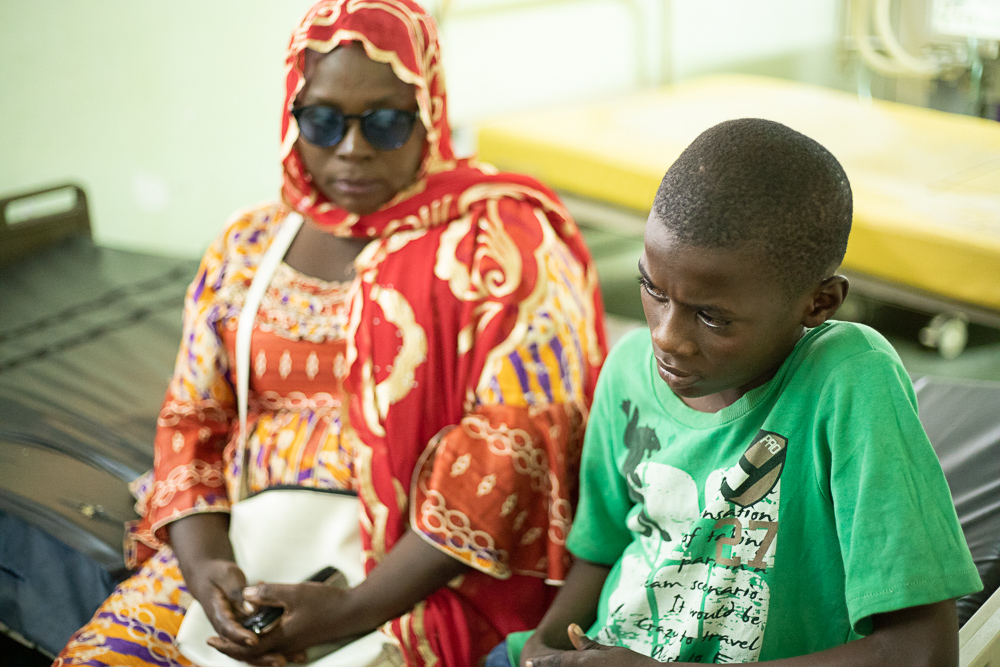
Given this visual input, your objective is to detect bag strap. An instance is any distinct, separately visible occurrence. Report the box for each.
[235,211,304,498]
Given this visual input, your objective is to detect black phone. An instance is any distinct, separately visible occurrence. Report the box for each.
[241,565,343,635]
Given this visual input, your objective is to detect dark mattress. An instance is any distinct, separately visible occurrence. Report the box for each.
[0,235,198,655]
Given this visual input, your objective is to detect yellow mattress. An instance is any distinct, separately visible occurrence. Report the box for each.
[477,74,1000,312]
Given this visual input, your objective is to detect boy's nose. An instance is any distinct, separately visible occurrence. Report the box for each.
[651,306,698,358]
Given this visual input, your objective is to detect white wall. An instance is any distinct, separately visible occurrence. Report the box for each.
[0,1,316,257]
[435,0,841,124]
[0,0,839,258]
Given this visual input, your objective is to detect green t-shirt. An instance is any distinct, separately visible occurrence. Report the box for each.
[516,321,980,664]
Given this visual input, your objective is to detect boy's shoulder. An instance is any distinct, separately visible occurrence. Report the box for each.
[792,320,900,372]
[598,321,907,408]
[779,320,910,403]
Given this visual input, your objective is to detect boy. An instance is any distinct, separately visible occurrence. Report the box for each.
[510,119,982,665]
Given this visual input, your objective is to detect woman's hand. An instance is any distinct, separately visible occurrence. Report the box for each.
[187,557,260,649]
[169,513,259,648]
[206,579,350,666]
[204,529,469,665]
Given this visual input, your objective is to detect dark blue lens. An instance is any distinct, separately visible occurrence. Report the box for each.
[361,109,417,150]
[292,106,416,151]
[294,106,346,147]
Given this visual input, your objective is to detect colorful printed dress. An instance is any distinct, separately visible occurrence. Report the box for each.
[56,3,607,664]
[57,186,605,666]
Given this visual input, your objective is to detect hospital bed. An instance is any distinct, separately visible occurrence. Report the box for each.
[0,184,997,662]
[477,74,1000,358]
[0,184,197,657]
[918,376,1000,666]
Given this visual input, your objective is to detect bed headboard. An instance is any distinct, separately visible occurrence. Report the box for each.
[0,184,91,266]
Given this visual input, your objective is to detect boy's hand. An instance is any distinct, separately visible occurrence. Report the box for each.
[520,559,613,666]
[525,625,655,667]
[566,624,609,652]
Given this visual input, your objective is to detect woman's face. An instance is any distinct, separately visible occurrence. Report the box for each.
[295,44,427,215]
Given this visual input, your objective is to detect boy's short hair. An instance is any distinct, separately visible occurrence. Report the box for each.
[652,118,853,296]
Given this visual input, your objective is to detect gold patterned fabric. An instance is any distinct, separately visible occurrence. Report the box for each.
[57,0,607,665]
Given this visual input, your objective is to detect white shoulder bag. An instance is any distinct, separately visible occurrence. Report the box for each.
[176,212,399,667]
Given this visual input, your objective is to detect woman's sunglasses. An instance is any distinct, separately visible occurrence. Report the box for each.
[291,105,420,151]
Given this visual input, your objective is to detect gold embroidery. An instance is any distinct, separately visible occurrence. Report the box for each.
[434,202,521,304]
[450,454,471,477]
[461,414,573,545]
[408,601,438,666]
[219,262,352,343]
[520,526,542,545]
[391,477,408,517]
[417,487,508,576]
[477,474,496,496]
[149,460,224,509]
[252,390,340,412]
[372,285,427,419]
[351,423,389,562]
[501,493,518,517]
[279,350,292,379]
[157,398,229,427]
[472,209,553,397]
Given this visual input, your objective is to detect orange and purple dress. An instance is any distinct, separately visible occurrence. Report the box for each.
[55,1,607,666]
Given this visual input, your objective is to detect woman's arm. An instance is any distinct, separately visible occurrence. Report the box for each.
[308,528,470,637]
[169,513,260,648]
[526,599,960,667]
[206,529,468,663]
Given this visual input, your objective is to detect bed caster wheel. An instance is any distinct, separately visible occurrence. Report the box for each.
[918,313,968,360]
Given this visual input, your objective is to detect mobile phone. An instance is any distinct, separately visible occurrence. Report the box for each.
[241,565,343,635]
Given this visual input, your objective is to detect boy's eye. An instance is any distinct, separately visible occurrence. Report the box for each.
[637,275,666,300]
[698,311,731,329]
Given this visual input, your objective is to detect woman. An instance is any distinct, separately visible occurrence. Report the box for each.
[55,1,606,666]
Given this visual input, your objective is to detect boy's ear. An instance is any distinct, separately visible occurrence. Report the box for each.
[801,275,849,328]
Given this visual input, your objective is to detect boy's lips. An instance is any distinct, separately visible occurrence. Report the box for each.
[655,359,700,389]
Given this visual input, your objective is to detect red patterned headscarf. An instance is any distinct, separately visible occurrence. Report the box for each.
[280,0,462,236]
[275,3,608,664]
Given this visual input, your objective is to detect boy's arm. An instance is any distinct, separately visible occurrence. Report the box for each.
[520,559,611,665]
[527,599,959,667]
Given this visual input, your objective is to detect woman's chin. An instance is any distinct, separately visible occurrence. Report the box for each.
[320,187,390,217]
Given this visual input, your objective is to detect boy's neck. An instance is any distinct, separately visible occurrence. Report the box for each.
[677,328,806,413]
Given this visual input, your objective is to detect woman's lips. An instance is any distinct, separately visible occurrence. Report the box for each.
[331,179,381,197]
[656,359,700,390]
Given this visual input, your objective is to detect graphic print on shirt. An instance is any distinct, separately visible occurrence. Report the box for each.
[598,413,786,663]
[722,431,787,508]
[621,399,671,542]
